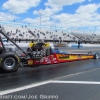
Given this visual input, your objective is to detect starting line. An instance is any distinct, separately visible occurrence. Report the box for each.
[1,80,100,95]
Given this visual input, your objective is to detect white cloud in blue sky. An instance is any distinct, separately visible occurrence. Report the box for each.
[2,0,41,14]
[76,3,100,13]
[0,12,18,21]
[88,0,92,2]
[0,0,100,32]
[45,0,85,7]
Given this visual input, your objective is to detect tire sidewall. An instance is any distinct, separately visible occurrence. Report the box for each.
[0,52,20,72]
[95,53,99,59]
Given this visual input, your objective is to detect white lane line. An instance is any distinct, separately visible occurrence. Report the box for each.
[2,80,99,96]
[65,49,100,52]
[51,81,100,84]
[0,80,52,95]
[54,68,100,80]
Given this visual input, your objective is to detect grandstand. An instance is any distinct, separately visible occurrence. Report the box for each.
[0,22,100,44]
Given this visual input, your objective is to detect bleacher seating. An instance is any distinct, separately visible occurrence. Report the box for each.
[0,22,100,44]
[0,23,76,42]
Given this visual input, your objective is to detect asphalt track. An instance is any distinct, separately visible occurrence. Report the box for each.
[0,47,100,100]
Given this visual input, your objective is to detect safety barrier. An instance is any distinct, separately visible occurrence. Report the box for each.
[69,44,100,47]
[69,44,83,47]
[54,43,100,47]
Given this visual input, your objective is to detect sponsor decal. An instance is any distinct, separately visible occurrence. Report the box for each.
[28,60,33,65]
[4,43,14,46]
[45,57,51,63]
[0,42,14,47]
[2,39,7,42]
[40,58,44,62]
[57,54,83,60]
[2,43,29,47]
[56,54,94,61]
[58,54,69,60]
[51,55,54,60]
[50,55,57,63]
[78,55,82,59]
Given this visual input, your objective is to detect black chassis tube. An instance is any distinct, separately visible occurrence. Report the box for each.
[0,36,6,52]
[0,28,28,56]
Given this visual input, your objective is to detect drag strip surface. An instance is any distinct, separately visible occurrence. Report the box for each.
[0,59,100,91]
[0,47,100,100]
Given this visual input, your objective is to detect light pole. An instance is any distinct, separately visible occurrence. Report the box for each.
[40,15,41,30]
[28,23,30,29]
[50,26,52,34]
[38,9,43,30]
[94,26,96,34]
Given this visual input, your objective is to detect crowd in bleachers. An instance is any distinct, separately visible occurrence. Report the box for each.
[0,24,77,43]
[72,32,100,43]
[0,23,100,44]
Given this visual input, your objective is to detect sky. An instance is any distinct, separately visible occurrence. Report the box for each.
[0,0,100,33]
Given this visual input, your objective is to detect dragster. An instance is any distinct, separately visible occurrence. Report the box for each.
[0,27,99,73]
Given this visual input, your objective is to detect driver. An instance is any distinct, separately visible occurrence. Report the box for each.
[31,42,45,51]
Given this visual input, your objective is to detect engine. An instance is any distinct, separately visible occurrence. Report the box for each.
[27,42,54,60]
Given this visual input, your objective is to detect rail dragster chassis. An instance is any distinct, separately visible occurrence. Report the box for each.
[0,28,99,73]
[22,48,99,67]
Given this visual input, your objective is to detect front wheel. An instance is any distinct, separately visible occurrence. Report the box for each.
[94,52,100,59]
[0,52,20,72]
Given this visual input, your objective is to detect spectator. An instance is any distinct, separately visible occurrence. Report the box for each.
[15,38,16,43]
[59,37,62,44]
[19,39,21,43]
[26,39,27,43]
[78,40,81,48]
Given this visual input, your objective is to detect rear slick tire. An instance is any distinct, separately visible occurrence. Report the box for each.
[0,52,20,73]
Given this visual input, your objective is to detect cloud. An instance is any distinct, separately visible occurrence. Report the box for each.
[53,13,100,29]
[24,3,100,32]
[33,7,60,17]
[38,0,86,17]
[2,0,41,14]
[0,12,18,22]
[76,3,100,13]
[51,4,100,29]
[23,16,52,26]
[45,0,85,7]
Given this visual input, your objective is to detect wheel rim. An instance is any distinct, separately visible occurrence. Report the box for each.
[4,57,16,68]
[96,54,99,59]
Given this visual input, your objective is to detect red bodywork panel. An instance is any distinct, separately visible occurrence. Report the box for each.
[27,53,94,66]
